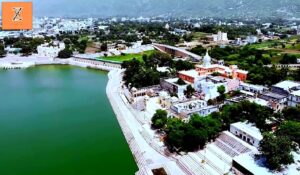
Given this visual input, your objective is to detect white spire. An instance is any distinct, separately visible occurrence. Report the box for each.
[203,50,212,67]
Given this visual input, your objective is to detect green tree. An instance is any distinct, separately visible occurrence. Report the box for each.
[183,34,193,42]
[217,101,273,131]
[189,114,221,142]
[184,85,195,99]
[282,107,300,122]
[276,121,300,146]
[141,37,152,45]
[165,114,221,152]
[217,85,226,101]
[100,43,108,52]
[176,78,186,85]
[280,54,297,64]
[165,118,185,152]
[0,44,6,58]
[183,124,207,151]
[63,38,72,45]
[293,68,300,81]
[58,49,72,58]
[258,133,294,171]
[151,110,168,129]
[173,60,194,71]
[20,45,32,56]
[148,51,173,67]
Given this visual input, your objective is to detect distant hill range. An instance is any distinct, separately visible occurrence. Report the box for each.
[23,0,300,18]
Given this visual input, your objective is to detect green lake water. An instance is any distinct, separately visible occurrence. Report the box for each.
[0,65,137,175]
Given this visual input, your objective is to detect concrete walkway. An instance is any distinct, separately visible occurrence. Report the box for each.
[106,70,185,175]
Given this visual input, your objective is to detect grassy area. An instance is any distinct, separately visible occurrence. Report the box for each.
[247,39,300,64]
[249,38,300,51]
[192,32,210,40]
[98,50,155,63]
[248,40,278,49]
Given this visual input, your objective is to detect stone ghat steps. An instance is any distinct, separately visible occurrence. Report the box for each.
[206,144,232,165]
[177,153,226,175]
[214,131,252,158]
[218,132,252,154]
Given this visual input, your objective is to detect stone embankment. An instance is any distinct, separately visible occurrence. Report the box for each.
[0,56,121,71]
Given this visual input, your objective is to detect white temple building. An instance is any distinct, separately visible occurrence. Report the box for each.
[37,42,65,60]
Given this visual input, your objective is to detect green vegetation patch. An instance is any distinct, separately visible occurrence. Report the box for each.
[98,50,155,62]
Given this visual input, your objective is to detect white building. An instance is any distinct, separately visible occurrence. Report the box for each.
[158,91,179,109]
[165,23,170,30]
[233,151,300,175]
[171,99,218,118]
[271,80,300,96]
[230,122,263,148]
[194,76,229,101]
[245,36,258,44]
[239,82,268,94]
[212,31,228,42]
[160,78,190,100]
[288,90,300,107]
[37,42,65,60]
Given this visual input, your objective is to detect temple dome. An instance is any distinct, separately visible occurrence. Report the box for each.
[203,51,211,67]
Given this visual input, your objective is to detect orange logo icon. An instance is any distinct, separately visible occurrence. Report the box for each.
[2,2,32,30]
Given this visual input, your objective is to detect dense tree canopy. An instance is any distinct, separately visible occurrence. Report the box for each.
[258,133,294,171]
[190,45,206,56]
[147,51,173,67]
[293,68,300,81]
[122,57,161,88]
[276,121,300,146]
[151,110,168,129]
[280,54,297,64]
[217,85,226,102]
[100,43,108,52]
[247,66,289,86]
[13,37,45,55]
[213,101,274,131]
[164,114,221,152]
[57,34,88,53]
[0,44,6,58]
[20,45,32,56]
[141,37,152,45]
[122,51,195,88]
[184,85,195,99]
[208,46,271,70]
[58,49,72,58]
[176,78,186,85]
[194,25,256,40]
[173,60,194,71]
[282,106,300,122]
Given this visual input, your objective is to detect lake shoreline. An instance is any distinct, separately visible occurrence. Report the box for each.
[0,55,185,175]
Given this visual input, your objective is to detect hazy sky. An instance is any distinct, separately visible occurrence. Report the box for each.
[0,0,162,17]
[1,0,300,18]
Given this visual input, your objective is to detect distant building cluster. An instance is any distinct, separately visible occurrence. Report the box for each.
[0,17,96,39]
